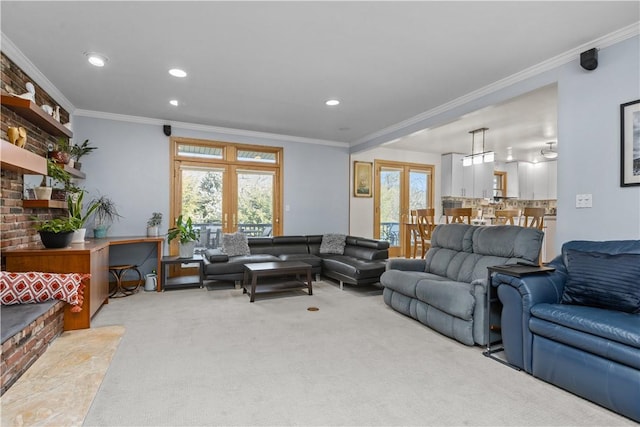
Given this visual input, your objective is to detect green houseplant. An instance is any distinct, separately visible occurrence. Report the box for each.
[90,195,122,238]
[146,212,163,237]
[67,190,100,243]
[33,216,81,248]
[34,159,71,200]
[167,215,200,258]
[70,139,97,170]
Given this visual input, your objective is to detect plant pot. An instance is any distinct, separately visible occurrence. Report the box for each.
[34,186,52,200]
[94,225,109,238]
[71,228,86,244]
[147,226,159,237]
[179,241,197,258]
[51,188,67,201]
[38,230,74,249]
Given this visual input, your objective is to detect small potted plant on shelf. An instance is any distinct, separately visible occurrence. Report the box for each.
[67,190,100,244]
[49,137,72,166]
[33,216,81,249]
[146,212,163,237]
[34,159,71,200]
[90,195,122,238]
[167,215,200,258]
[70,139,97,171]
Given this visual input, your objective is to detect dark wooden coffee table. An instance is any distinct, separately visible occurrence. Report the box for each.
[242,261,313,302]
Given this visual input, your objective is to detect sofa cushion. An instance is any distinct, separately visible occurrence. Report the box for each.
[562,250,640,313]
[321,256,385,279]
[222,232,250,257]
[531,303,640,349]
[320,234,346,254]
[415,279,476,320]
[277,254,322,268]
[204,254,280,275]
[381,270,450,298]
[430,224,474,252]
[472,225,543,263]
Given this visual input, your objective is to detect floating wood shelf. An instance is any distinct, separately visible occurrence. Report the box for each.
[63,164,86,179]
[1,95,73,138]
[23,199,67,209]
[1,140,47,174]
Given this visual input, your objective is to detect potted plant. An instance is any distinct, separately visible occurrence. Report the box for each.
[33,216,81,248]
[34,159,71,200]
[167,215,200,258]
[90,195,122,238]
[70,139,97,171]
[67,190,100,243]
[49,137,72,165]
[146,212,162,237]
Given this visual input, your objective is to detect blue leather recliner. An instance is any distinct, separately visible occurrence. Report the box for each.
[493,240,640,422]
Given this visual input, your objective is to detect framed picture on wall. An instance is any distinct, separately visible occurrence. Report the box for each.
[620,99,640,187]
[353,161,373,197]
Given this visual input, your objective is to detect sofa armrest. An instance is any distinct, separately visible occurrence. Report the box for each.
[494,267,568,372]
[385,258,426,272]
[204,249,229,263]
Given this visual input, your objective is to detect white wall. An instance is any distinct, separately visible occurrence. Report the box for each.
[72,116,349,238]
[349,148,441,238]
[557,36,640,243]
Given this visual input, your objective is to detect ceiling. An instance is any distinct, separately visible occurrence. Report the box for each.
[1,2,638,157]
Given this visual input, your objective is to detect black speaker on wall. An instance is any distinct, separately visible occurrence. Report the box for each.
[580,48,598,71]
[163,125,172,136]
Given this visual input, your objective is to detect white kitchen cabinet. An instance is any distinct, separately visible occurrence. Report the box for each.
[518,162,534,200]
[532,160,557,200]
[473,160,494,198]
[542,216,557,263]
[442,154,493,198]
[505,162,519,198]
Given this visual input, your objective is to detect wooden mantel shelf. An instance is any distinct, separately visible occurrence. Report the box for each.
[1,95,73,138]
[1,140,47,174]
[23,199,67,209]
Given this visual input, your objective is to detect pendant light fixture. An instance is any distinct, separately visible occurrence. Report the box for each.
[541,141,558,159]
[463,127,494,166]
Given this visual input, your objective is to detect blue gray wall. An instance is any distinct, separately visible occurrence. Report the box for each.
[557,36,640,243]
[72,116,350,242]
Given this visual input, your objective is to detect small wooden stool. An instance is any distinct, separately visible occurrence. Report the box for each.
[108,264,142,298]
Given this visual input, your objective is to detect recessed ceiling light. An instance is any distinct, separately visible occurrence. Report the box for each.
[169,68,187,78]
[169,100,179,106]
[85,52,108,67]
[325,99,340,106]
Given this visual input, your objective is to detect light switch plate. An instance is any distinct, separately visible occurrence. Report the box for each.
[576,194,593,208]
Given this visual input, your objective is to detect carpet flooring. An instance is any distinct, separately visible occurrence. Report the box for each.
[79,280,634,426]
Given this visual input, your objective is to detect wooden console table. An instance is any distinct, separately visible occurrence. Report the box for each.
[3,236,164,330]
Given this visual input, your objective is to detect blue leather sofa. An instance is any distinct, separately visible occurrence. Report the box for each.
[494,240,640,422]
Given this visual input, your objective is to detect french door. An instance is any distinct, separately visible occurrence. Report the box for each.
[170,138,282,258]
[374,160,434,257]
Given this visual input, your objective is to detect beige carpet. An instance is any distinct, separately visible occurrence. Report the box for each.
[81,281,634,426]
[1,325,124,427]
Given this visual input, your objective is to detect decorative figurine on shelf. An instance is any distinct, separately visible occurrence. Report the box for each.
[7,127,27,148]
[53,106,61,122]
[41,104,53,115]
[15,82,36,102]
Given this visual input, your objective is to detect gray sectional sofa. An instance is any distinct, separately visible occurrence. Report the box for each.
[380,224,543,346]
[203,235,389,289]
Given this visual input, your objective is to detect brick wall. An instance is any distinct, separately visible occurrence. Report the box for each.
[0,301,65,395]
[1,52,71,256]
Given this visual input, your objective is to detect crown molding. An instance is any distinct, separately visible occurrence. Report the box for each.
[73,109,350,148]
[1,32,75,113]
[351,22,640,150]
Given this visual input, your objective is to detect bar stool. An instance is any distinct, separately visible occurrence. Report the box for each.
[109,264,142,298]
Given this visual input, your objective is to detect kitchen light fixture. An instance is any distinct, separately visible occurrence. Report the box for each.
[506,147,513,162]
[541,141,558,159]
[169,99,179,106]
[325,99,340,106]
[85,52,108,67]
[169,68,187,78]
[462,127,494,166]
